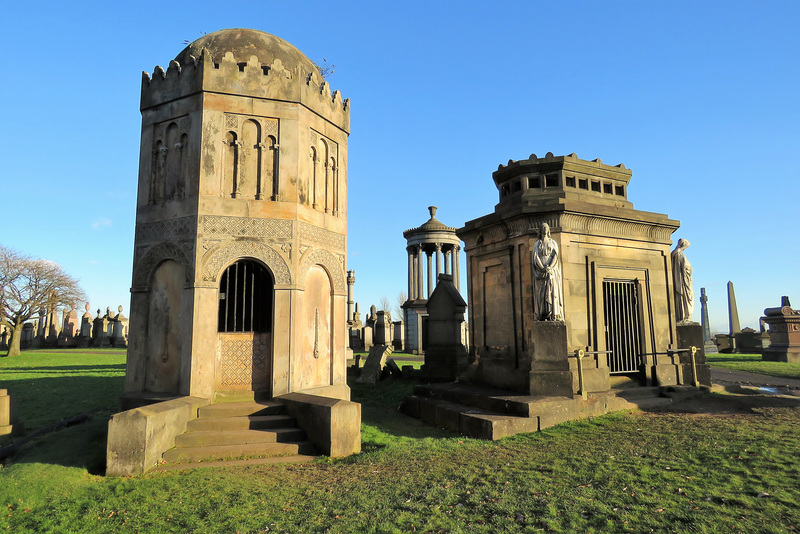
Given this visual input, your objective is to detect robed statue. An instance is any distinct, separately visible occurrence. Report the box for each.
[532,223,564,321]
[671,238,694,323]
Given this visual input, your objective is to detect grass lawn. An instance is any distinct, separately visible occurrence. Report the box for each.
[706,352,800,380]
[1,349,799,532]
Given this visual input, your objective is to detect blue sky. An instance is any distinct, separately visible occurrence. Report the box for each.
[0,0,797,333]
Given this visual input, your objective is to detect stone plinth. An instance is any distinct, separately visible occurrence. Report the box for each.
[676,322,711,386]
[528,321,574,397]
[422,274,468,381]
[762,300,800,363]
[0,389,15,436]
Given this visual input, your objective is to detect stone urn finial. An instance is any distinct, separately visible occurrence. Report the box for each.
[428,206,438,218]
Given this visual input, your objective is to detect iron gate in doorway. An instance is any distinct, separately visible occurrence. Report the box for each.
[603,279,643,374]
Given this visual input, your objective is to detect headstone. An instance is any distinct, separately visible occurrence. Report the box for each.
[761,297,800,362]
[392,320,404,351]
[362,325,373,351]
[0,327,7,350]
[357,344,393,383]
[422,274,469,381]
[93,309,111,347]
[374,311,391,344]
[111,305,128,348]
[385,359,403,378]
[699,288,718,353]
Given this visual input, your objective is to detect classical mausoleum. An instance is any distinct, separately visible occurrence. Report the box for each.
[108,29,360,475]
[457,152,710,395]
[402,206,462,354]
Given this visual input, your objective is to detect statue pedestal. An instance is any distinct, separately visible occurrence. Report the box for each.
[528,321,574,397]
[676,322,711,386]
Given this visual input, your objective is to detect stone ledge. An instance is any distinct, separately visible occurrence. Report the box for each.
[277,392,361,457]
[106,396,209,476]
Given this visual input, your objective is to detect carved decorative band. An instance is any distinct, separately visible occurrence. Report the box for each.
[202,240,292,284]
[298,249,346,292]
[298,221,345,251]
[136,216,196,243]
[203,216,293,239]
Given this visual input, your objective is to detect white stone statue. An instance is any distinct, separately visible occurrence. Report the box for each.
[671,238,694,323]
[532,223,564,321]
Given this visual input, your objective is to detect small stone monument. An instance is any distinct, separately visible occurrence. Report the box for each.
[357,344,394,384]
[762,296,800,362]
[422,274,468,381]
[0,389,15,436]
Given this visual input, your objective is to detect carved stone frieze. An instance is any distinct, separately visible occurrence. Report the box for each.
[136,216,196,243]
[298,221,345,251]
[202,239,291,284]
[202,216,293,240]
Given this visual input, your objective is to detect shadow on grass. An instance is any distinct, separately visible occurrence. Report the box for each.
[654,390,800,416]
[349,378,455,443]
[1,364,126,374]
[1,374,124,474]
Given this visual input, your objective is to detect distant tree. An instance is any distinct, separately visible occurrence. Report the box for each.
[0,245,87,357]
[394,291,408,322]
[379,296,392,321]
[314,58,335,80]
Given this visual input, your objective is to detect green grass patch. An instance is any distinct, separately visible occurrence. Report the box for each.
[1,350,800,532]
[707,352,800,379]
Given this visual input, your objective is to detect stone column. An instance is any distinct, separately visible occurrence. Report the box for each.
[435,243,442,280]
[417,244,424,299]
[454,245,461,292]
[427,249,434,298]
[407,249,414,300]
[346,270,356,322]
[443,249,450,274]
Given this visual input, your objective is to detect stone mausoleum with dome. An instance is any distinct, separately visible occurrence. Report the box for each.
[107,29,360,475]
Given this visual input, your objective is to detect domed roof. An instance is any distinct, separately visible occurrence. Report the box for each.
[175,28,318,74]
[403,206,458,238]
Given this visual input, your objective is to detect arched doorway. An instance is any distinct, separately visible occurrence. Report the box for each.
[216,259,274,394]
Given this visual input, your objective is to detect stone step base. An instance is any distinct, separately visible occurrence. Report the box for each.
[163,440,316,463]
[198,401,286,418]
[163,400,317,467]
[175,427,307,448]
[187,414,296,432]
[403,382,677,440]
[153,454,317,472]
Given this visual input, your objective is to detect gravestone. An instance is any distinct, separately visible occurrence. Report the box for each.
[357,344,393,384]
[762,297,800,362]
[374,311,391,345]
[422,274,469,381]
[700,288,718,353]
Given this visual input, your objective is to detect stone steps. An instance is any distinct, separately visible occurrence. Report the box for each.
[161,400,316,468]
[153,454,317,473]
[187,414,296,432]
[403,382,676,440]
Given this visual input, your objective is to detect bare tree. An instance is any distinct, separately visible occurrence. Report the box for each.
[379,296,392,321]
[314,58,335,80]
[0,245,87,357]
[394,291,407,323]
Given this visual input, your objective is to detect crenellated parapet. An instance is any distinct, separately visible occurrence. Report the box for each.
[142,48,349,133]
[491,152,634,210]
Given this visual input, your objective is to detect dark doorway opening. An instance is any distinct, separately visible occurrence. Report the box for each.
[603,279,643,374]
[218,260,273,333]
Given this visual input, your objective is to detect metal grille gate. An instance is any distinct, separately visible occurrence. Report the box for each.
[603,280,643,374]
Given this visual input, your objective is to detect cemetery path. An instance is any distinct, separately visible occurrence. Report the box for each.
[710,367,800,390]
